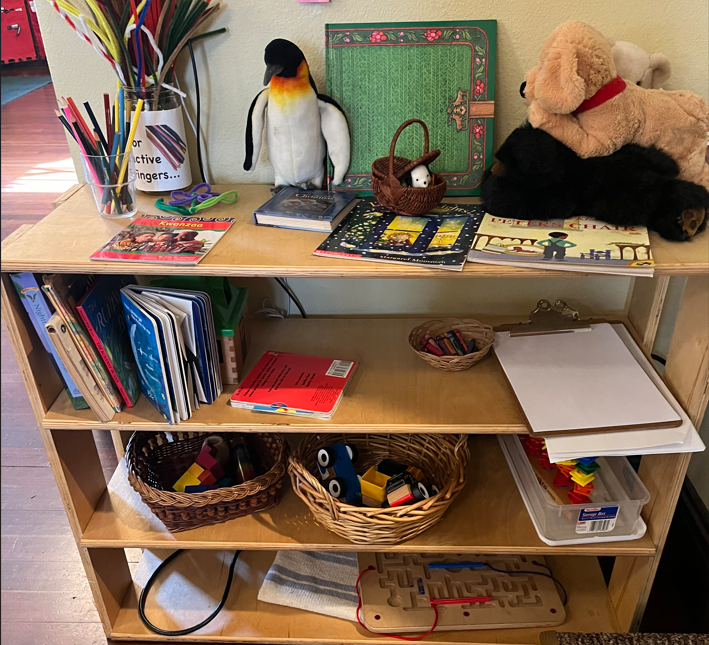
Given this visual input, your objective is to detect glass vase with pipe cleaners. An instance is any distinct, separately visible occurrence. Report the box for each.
[123,86,192,193]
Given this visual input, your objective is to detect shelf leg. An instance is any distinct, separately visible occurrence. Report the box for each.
[84,547,133,635]
[611,273,708,630]
[627,275,670,352]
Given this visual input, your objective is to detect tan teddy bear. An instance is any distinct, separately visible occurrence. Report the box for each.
[524,21,709,191]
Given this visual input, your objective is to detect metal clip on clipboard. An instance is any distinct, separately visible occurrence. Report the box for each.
[509,299,591,337]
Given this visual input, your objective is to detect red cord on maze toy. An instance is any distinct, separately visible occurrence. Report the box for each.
[355,566,491,641]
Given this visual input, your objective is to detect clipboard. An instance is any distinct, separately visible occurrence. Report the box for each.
[494,300,683,437]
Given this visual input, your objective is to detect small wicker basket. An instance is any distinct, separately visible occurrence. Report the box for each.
[288,433,469,545]
[126,431,289,532]
[409,319,495,372]
[371,119,447,216]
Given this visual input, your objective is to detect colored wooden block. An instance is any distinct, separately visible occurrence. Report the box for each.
[361,495,383,508]
[187,463,204,478]
[196,448,219,471]
[184,484,218,493]
[173,471,202,493]
[210,462,225,480]
[198,469,217,485]
[387,484,415,507]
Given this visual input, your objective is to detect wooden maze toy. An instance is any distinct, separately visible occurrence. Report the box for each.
[356,553,566,633]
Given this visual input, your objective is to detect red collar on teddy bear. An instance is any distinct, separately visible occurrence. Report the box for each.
[573,76,627,115]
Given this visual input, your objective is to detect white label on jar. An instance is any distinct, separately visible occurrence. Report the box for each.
[132,106,192,192]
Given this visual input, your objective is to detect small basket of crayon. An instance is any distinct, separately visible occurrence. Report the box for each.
[409,318,495,372]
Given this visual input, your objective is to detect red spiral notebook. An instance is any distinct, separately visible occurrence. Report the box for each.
[229,351,357,420]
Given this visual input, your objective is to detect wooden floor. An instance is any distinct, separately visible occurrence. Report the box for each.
[1,82,123,644]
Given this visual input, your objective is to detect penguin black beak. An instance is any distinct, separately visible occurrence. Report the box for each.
[519,81,527,98]
[264,64,284,86]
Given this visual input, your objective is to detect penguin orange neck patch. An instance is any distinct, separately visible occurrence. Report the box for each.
[269,60,312,106]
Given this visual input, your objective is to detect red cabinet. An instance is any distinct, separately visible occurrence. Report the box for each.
[1,0,45,63]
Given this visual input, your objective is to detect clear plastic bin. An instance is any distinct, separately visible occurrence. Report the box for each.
[499,435,650,545]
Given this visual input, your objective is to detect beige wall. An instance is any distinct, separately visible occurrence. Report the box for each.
[34,0,708,318]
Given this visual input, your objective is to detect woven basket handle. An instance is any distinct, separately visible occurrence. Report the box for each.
[388,119,430,177]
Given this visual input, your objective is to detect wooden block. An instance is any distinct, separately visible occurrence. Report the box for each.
[187,463,204,478]
[195,448,219,471]
[185,484,218,493]
[198,469,217,485]
[361,495,383,508]
[173,471,202,492]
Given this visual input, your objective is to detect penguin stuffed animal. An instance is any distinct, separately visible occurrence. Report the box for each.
[244,39,351,189]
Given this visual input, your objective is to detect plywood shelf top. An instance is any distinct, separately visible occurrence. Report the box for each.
[108,548,620,642]
[42,317,529,434]
[82,436,655,557]
[1,184,706,277]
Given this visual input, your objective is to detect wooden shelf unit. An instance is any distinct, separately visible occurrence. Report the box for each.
[2,186,708,644]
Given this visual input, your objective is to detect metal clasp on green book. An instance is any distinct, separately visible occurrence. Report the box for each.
[510,299,591,337]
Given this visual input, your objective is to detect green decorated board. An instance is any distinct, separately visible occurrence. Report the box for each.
[326,20,496,196]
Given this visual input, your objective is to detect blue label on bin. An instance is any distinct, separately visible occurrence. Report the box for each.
[576,506,619,534]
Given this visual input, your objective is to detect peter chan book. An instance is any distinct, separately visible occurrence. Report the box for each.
[253,187,357,232]
[314,199,484,270]
[467,214,654,276]
[90,215,235,265]
[229,351,357,420]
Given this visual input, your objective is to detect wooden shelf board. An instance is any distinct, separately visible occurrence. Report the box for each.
[2,184,706,277]
[108,549,621,643]
[43,318,529,434]
[81,436,655,557]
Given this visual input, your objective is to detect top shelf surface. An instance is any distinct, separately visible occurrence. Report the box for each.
[1,184,707,277]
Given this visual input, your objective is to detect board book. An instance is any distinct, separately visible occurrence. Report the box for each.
[90,214,235,265]
[468,214,654,276]
[493,322,682,436]
[253,187,357,232]
[76,274,140,407]
[229,351,357,420]
[10,272,88,410]
[314,199,484,271]
[326,20,496,196]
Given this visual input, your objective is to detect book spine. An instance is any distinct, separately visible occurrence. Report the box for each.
[42,284,124,412]
[76,304,134,408]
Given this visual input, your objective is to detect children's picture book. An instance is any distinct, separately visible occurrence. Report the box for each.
[120,290,174,423]
[467,215,654,276]
[121,285,223,424]
[10,273,88,410]
[326,20,496,195]
[229,351,357,420]
[314,199,484,270]
[76,275,140,407]
[90,214,235,265]
[42,274,124,412]
[253,187,358,232]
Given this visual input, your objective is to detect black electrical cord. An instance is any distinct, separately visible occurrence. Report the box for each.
[275,278,307,318]
[188,40,206,184]
[138,549,241,636]
[651,353,667,365]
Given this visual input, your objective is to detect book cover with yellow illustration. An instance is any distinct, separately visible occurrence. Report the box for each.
[467,215,653,276]
[314,199,484,270]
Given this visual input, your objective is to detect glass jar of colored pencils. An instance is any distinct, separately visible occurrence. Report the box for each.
[122,85,192,193]
[81,151,137,219]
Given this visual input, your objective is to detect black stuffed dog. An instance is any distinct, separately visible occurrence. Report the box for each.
[481,123,708,241]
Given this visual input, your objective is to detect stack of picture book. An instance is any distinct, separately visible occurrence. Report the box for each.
[120,286,223,424]
[467,214,655,276]
[314,199,485,271]
[253,187,357,232]
[39,273,140,422]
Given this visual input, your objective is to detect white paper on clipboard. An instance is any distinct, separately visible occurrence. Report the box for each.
[493,322,682,434]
